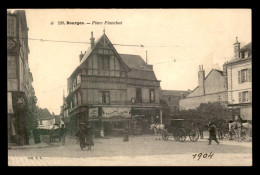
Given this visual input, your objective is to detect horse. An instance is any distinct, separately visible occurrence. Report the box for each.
[150,124,165,140]
[228,121,252,142]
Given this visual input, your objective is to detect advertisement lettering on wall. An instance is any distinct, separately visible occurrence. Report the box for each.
[89,107,98,118]
[102,107,131,118]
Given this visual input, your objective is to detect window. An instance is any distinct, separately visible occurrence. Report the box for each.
[76,74,81,84]
[241,69,247,83]
[7,56,17,79]
[150,89,155,103]
[174,106,177,111]
[238,68,252,83]
[239,91,251,103]
[241,51,245,59]
[168,97,171,101]
[99,91,110,104]
[136,88,142,103]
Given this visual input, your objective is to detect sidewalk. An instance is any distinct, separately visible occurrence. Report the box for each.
[8,136,64,150]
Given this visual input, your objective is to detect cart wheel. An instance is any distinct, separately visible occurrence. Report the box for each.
[189,129,199,142]
[162,130,169,141]
[176,128,186,142]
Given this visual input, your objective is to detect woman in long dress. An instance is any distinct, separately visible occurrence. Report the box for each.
[85,124,94,150]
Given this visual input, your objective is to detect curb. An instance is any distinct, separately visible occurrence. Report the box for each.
[8,143,61,150]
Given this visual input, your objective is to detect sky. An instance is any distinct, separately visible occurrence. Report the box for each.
[13,9,251,115]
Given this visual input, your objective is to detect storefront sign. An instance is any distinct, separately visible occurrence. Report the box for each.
[89,107,98,118]
[102,107,131,118]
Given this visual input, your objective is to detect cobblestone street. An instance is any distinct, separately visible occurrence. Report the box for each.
[8,134,252,166]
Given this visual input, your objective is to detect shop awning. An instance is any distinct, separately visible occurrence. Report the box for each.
[8,92,13,114]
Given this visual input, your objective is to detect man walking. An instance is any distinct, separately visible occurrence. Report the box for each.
[59,124,66,146]
[208,122,219,145]
[75,123,86,150]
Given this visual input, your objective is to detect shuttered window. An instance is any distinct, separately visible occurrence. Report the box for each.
[239,92,242,102]
[248,91,252,102]
[238,71,241,84]
[241,69,247,83]
[248,68,252,82]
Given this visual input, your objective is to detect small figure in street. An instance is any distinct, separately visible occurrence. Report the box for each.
[208,122,219,145]
[75,123,86,150]
[123,127,129,142]
[59,124,66,146]
[85,124,94,150]
[236,115,243,142]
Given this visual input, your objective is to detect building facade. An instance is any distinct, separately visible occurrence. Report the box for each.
[63,31,162,136]
[179,65,228,110]
[7,10,37,145]
[160,90,190,112]
[225,40,252,121]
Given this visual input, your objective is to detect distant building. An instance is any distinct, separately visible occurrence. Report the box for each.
[160,90,190,112]
[36,108,64,130]
[179,65,228,110]
[7,10,37,145]
[225,39,252,121]
[63,31,162,136]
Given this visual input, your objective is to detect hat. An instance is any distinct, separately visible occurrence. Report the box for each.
[80,123,85,125]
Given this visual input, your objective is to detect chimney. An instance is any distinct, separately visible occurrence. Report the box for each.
[233,37,240,59]
[79,51,84,62]
[198,65,205,95]
[180,93,184,99]
[90,31,95,49]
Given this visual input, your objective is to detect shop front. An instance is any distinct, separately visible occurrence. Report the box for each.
[130,107,161,134]
[88,107,132,137]
[8,91,27,145]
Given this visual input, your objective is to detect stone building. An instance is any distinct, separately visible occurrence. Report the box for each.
[224,39,252,121]
[160,90,190,112]
[7,10,37,145]
[63,31,162,136]
[179,65,228,110]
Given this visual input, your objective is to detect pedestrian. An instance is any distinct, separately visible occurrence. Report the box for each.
[123,127,129,142]
[75,123,86,150]
[59,124,66,146]
[208,122,219,145]
[236,115,243,142]
[85,124,94,150]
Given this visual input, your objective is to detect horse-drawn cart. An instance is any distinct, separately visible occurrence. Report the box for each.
[161,119,200,142]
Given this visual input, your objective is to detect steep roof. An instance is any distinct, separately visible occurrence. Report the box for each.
[215,69,223,76]
[119,54,159,81]
[127,69,158,81]
[161,90,190,97]
[226,42,252,65]
[35,107,53,120]
[240,42,252,51]
[119,54,152,71]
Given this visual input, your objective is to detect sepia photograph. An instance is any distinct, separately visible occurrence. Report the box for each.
[7,9,252,166]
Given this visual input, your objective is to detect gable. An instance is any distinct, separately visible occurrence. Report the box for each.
[204,69,225,94]
[79,33,130,72]
[187,69,225,98]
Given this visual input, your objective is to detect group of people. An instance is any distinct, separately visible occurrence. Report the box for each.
[75,123,94,150]
[207,115,246,145]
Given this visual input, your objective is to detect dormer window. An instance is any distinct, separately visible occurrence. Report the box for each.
[240,51,245,59]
